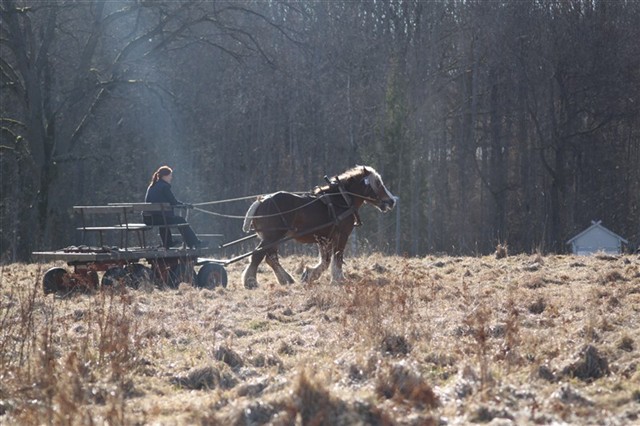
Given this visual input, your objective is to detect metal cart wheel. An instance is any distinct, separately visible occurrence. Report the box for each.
[196,263,228,289]
[101,266,127,287]
[125,263,153,289]
[43,267,69,294]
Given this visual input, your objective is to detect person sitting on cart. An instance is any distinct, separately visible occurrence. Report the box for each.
[144,165,207,249]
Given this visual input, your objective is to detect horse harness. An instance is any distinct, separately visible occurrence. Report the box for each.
[247,176,369,255]
[254,176,363,237]
[317,176,363,228]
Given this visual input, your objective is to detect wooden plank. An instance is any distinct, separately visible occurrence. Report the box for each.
[76,224,187,232]
[32,247,205,263]
[76,224,152,231]
[33,250,145,262]
[108,202,175,212]
[73,205,135,214]
[74,203,182,214]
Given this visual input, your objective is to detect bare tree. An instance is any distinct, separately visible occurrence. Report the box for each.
[0,0,303,258]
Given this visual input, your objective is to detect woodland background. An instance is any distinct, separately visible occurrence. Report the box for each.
[1,0,639,262]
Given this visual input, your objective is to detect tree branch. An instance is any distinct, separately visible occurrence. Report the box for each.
[0,57,25,97]
[33,4,56,71]
[64,79,175,155]
[222,4,307,46]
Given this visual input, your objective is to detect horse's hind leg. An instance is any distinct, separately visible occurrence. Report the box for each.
[242,245,267,289]
[264,248,295,285]
[301,240,331,283]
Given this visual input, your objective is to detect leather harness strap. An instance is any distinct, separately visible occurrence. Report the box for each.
[318,181,362,227]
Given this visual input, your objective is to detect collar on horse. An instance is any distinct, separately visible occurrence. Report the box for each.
[316,175,363,227]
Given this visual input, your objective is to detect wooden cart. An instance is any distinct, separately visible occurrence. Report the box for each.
[32,203,228,293]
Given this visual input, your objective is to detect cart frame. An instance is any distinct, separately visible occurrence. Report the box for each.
[33,203,230,293]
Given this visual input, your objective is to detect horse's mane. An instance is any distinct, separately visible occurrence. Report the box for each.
[312,165,374,195]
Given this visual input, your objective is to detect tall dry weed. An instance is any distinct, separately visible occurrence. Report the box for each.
[463,304,494,391]
[340,262,421,355]
[0,266,143,424]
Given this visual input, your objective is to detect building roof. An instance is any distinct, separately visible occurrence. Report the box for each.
[566,220,628,245]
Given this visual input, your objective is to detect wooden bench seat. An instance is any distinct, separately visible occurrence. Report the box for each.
[79,224,152,232]
[74,203,192,249]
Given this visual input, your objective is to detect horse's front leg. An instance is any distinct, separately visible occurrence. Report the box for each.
[330,234,351,284]
[330,250,346,284]
[264,247,295,285]
[301,240,331,283]
[242,242,267,289]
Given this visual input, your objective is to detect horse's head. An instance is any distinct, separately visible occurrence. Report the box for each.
[346,166,397,212]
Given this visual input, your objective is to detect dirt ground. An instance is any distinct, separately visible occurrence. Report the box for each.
[1,252,639,425]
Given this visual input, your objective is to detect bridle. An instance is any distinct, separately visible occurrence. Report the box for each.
[318,174,380,204]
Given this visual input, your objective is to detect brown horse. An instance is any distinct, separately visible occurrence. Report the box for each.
[241,166,396,288]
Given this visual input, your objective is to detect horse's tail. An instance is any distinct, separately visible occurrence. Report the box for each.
[243,198,262,233]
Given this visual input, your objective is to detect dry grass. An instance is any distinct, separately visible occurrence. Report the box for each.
[1,253,639,425]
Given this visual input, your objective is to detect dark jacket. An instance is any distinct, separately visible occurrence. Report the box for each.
[144,180,183,222]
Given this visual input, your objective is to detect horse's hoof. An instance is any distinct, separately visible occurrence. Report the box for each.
[244,278,258,289]
[330,274,346,285]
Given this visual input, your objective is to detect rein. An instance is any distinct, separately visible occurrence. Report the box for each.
[194,190,354,221]
[194,195,322,220]
[191,186,380,221]
[341,190,379,204]
[192,194,269,205]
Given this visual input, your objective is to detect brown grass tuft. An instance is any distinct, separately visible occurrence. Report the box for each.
[287,370,395,425]
[528,297,546,314]
[616,335,635,352]
[375,361,439,408]
[495,244,508,259]
[214,344,244,368]
[601,270,626,284]
[171,365,237,390]
[380,333,411,356]
[291,371,341,424]
[561,345,610,381]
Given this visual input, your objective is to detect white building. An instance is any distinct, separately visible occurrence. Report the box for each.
[566,220,628,255]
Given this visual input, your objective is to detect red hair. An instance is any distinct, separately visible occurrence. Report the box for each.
[150,165,172,186]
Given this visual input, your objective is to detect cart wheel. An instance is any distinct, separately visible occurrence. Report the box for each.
[101,266,127,287]
[125,263,152,289]
[196,263,228,289]
[168,263,195,289]
[43,267,68,294]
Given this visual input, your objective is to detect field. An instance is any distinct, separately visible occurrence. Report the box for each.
[1,253,639,425]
